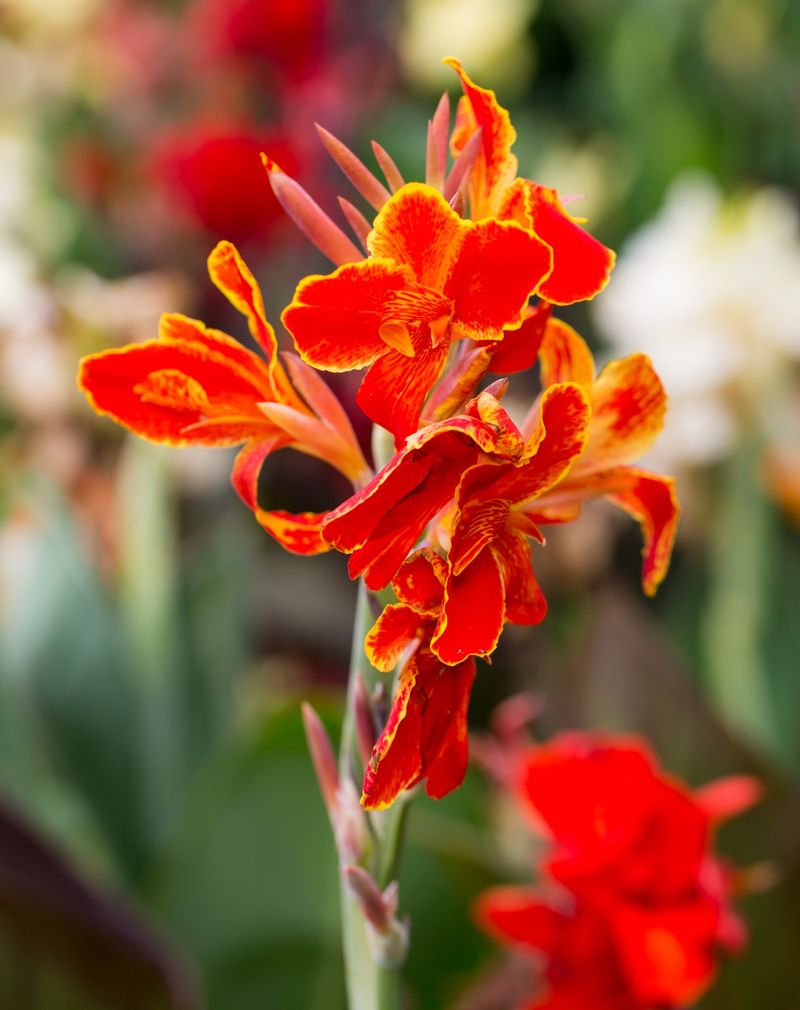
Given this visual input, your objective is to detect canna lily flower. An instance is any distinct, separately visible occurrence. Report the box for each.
[523,317,680,597]
[446,57,616,305]
[361,549,476,809]
[476,733,760,1010]
[281,181,553,443]
[78,240,369,554]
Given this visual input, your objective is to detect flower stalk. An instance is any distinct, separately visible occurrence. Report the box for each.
[338,578,408,1010]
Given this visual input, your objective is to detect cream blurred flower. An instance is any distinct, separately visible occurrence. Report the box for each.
[399,0,536,96]
[594,172,800,469]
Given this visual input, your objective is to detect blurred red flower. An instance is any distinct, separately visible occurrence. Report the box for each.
[476,733,759,1009]
[152,122,300,242]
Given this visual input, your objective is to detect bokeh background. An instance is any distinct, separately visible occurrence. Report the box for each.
[1,1,799,1007]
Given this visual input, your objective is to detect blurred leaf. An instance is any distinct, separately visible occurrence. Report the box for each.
[703,436,776,753]
[0,481,148,881]
[150,702,345,1010]
[0,791,199,1010]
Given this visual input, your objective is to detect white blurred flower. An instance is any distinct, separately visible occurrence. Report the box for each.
[594,172,800,469]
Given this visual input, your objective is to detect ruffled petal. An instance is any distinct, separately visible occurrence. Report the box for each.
[500,180,615,305]
[231,436,286,509]
[538,317,596,389]
[432,546,506,664]
[491,529,548,625]
[282,258,414,371]
[361,647,476,809]
[518,733,658,879]
[391,549,446,615]
[582,354,667,470]
[445,57,518,219]
[603,468,679,597]
[255,509,331,555]
[365,604,426,672]
[611,899,719,1008]
[78,321,276,446]
[207,240,277,359]
[160,313,275,392]
[468,383,591,506]
[449,497,510,575]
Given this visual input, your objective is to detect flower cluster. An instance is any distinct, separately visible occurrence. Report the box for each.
[77,60,679,811]
[476,733,760,1010]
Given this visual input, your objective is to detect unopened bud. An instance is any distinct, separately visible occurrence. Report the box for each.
[301,702,340,816]
[344,865,409,967]
[334,777,367,864]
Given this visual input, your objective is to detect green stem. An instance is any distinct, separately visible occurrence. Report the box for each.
[339,579,406,1010]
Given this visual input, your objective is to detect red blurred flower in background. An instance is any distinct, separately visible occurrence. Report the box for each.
[476,733,760,1010]
[153,123,301,244]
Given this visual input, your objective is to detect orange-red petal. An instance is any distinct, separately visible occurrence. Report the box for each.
[605,468,679,596]
[538,317,596,389]
[448,497,510,576]
[361,648,476,809]
[282,258,414,372]
[582,354,667,470]
[367,182,465,289]
[255,509,331,555]
[231,436,286,509]
[501,180,615,305]
[432,545,506,664]
[488,301,551,375]
[445,57,518,219]
[694,776,762,824]
[207,240,277,359]
[466,382,590,507]
[446,219,552,342]
[491,529,547,626]
[365,603,426,672]
[78,319,276,446]
[356,334,449,446]
[391,549,446,615]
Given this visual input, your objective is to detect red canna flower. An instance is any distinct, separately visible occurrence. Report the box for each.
[281,181,553,443]
[476,733,760,1010]
[446,58,616,305]
[78,241,369,553]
